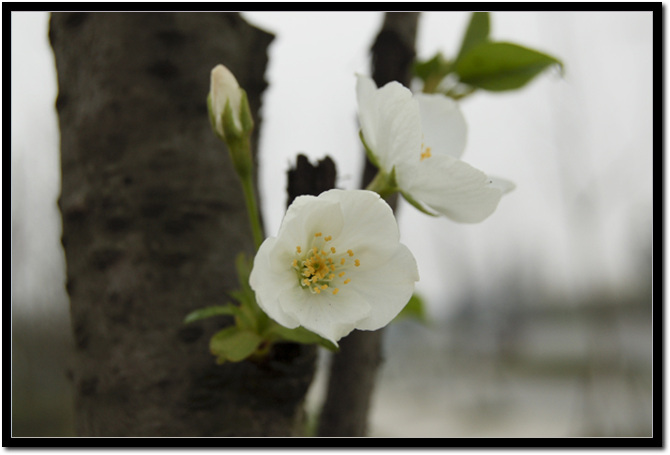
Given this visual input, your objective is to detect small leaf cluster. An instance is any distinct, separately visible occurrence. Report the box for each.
[414,12,563,97]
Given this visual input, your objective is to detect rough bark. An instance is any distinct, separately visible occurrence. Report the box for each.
[51,12,318,437]
[317,12,420,437]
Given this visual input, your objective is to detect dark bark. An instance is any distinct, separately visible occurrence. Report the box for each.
[51,12,318,436]
[317,12,420,437]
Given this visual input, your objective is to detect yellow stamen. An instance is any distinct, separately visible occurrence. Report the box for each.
[296,246,301,254]
[344,279,351,285]
[325,236,332,241]
[333,288,339,295]
[315,232,322,237]
[330,247,336,254]
[420,147,432,161]
[347,249,354,257]
[338,272,346,278]
[354,259,360,267]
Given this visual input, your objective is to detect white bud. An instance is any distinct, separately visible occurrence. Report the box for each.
[210,64,243,138]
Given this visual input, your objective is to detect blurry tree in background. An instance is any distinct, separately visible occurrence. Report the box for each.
[48,12,323,436]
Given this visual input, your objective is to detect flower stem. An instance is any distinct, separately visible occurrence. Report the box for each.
[240,173,264,251]
[365,170,397,199]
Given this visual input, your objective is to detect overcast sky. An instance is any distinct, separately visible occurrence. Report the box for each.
[11,11,654,320]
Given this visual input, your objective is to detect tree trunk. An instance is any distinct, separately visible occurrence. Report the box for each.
[318,12,420,437]
[50,12,317,437]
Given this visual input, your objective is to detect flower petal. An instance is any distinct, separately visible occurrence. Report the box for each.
[399,154,503,223]
[249,237,301,329]
[279,287,371,344]
[353,243,419,331]
[356,75,422,170]
[275,194,344,250]
[319,189,400,265]
[415,93,467,160]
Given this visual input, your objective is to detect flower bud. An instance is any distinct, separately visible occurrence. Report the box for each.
[208,64,255,178]
[209,64,244,140]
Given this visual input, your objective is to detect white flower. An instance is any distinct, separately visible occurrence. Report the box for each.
[209,64,244,139]
[249,189,419,345]
[356,74,513,223]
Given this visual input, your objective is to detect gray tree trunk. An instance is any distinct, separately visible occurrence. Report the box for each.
[318,12,420,437]
[50,12,317,436]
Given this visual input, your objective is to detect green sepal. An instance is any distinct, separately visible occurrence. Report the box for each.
[394,293,429,324]
[365,166,400,200]
[238,89,254,135]
[210,326,264,364]
[359,130,381,169]
[455,41,563,92]
[400,189,439,217]
[264,323,339,352]
[183,304,245,324]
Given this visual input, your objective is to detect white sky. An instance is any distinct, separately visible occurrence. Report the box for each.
[11,11,654,319]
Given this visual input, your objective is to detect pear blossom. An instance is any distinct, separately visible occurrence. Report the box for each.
[357,74,513,223]
[249,189,419,345]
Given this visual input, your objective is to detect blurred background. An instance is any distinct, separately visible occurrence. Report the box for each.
[11,11,653,437]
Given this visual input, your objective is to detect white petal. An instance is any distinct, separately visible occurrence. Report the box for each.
[356,75,422,170]
[275,194,343,249]
[318,190,399,265]
[399,155,503,223]
[488,176,516,194]
[354,243,419,331]
[249,237,301,329]
[279,287,371,344]
[415,93,467,160]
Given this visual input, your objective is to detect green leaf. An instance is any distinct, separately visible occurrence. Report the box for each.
[394,293,429,324]
[413,53,452,93]
[455,12,490,63]
[183,304,242,324]
[413,52,451,82]
[210,327,264,363]
[455,41,562,91]
[265,324,339,352]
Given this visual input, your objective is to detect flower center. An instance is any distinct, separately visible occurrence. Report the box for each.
[292,232,361,295]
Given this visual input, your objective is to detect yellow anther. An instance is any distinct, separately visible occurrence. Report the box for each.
[296,246,302,254]
[313,247,318,255]
[338,272,346,278]
[354,259,360,267]
[325,236,332,241]
[292,259,298,267]
[329,273,335,280]
[347,249,354,257]
[420,147,432,161]
[315,287,321,294]
[315,232,322,237]
[340,258,346,265]
[333,288,339,295]
[344,278,351,285]
[321,284,328,290]
[330,247,337,254]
